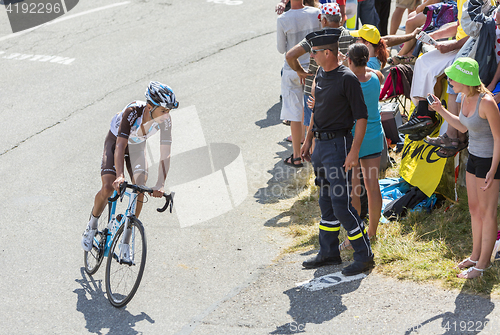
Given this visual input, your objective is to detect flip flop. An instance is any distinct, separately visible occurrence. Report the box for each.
[283,154,303,168]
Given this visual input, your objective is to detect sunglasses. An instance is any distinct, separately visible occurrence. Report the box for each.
[311,48,332,54]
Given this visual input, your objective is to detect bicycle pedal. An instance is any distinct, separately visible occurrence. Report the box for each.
[120,259,135,266]
[112,252,135,266]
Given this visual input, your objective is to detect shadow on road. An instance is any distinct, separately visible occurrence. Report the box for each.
[74,268,155,335]
[255,102,282,129]
[254,101,313,205]
[271,255,367,334]
[254,151,313,206]
[404,284,495,334]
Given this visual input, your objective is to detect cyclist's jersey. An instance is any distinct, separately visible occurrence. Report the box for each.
[110,100,172,145]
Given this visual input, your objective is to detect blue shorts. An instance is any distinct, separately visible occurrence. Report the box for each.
[304,94,312,126]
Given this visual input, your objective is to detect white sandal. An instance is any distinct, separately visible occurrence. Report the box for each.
[455,257,478,270]
[457,266,490,279]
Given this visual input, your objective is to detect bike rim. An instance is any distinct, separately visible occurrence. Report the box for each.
[106,221,146,306]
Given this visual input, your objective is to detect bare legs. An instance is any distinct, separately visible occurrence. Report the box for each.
[92,172,147,219]
[92,174,115,218]
[390,7,407,36]
[458,172,500,278]
[289,120,303,164]
[398,12,426,56]
[351,156,382,238]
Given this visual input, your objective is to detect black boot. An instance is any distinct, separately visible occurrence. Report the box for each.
[341,258,375,276]
[303,228,342,269]
[399,100,439,139]
[302,253,342,269]
[341,224,374,276]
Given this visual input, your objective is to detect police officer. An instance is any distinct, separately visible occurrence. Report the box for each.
[300,29,374,276]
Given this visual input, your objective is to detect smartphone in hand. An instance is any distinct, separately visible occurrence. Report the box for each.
[426,94,436,105]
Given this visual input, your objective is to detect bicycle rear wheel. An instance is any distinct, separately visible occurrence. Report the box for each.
[105,217,147,307]
[83,210,109,275]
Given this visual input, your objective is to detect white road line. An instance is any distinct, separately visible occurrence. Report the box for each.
[1,52,75,64]
[0,1,130,42]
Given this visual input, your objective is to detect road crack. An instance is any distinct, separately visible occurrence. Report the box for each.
[0,30,275,157]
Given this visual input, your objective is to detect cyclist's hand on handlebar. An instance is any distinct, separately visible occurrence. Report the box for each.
[151,185,165,198]
[113,176,126,194]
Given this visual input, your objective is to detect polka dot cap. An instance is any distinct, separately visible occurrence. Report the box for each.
[318,2,341,20]
[495,9,500,62]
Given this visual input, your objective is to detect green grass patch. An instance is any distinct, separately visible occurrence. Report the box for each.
[280,153,500,296]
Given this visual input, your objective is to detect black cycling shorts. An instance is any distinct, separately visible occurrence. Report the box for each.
[101,131,147,177]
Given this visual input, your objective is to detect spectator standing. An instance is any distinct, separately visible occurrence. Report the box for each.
[286,3,356,149]
[300,29,374,276]
[277,0,347,24]
[351,24,388,70]
[277,0,321,167]
[428,58,500,279]
[375,0,391,36]
[340,43,384,250]
[357,0,380,29]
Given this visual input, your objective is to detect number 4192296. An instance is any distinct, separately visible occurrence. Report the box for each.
[6,2,62,14]
[443,320,491,332]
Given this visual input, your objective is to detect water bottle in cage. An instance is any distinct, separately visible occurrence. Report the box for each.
[105,214,123,256]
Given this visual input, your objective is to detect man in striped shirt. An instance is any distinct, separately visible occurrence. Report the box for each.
[286,3,355,153]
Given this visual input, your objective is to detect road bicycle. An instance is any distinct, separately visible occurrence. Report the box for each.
[83,182,174,307]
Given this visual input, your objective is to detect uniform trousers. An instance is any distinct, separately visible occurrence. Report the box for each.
[311,133,374,262]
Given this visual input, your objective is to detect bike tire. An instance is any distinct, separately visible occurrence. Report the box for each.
[105,217,147,307]
[83,209,109,275]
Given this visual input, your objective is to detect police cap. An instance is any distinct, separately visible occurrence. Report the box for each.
[305,28,341,47]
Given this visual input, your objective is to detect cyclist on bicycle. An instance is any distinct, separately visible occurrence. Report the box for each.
[81,81,178,251]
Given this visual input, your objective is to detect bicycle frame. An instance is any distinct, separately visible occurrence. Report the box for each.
[103,189,138,258]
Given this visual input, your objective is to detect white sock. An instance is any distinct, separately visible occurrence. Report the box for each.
[88,214,99,229]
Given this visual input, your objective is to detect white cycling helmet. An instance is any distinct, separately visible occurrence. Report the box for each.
[145,81,179,110]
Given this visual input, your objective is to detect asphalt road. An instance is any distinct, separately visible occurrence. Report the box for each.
[1,1,500,335]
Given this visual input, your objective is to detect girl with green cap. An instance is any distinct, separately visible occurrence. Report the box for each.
[428,57,500,279]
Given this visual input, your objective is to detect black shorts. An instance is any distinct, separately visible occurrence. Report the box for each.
[101,131,147,177]
[360,151,382,160]
[466,152,500,179]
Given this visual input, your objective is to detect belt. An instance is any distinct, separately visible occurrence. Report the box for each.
[313,129,350,140]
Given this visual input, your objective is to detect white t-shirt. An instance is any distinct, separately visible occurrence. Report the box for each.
[277,7,321,70]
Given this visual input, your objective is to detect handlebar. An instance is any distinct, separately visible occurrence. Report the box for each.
[108,182,174,213]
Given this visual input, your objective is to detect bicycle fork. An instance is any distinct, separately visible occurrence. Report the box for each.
[118,217,135,266]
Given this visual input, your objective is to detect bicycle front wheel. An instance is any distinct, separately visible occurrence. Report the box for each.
[105,217,147,307]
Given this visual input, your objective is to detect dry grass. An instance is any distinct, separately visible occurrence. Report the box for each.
[278,150,500,296]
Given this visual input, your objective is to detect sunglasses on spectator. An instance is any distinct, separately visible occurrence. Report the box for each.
[311,49,332,54]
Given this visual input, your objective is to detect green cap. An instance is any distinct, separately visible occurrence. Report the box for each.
[444,57,481,86]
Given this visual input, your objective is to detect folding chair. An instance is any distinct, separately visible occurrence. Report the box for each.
[379,64,413,118]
